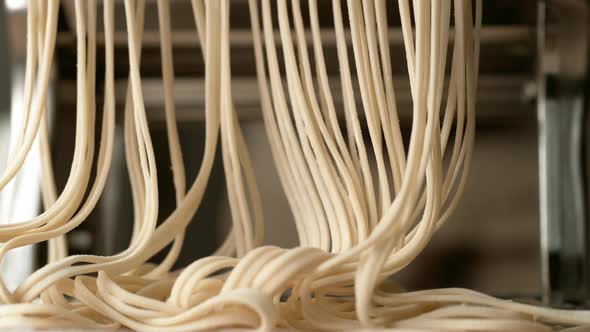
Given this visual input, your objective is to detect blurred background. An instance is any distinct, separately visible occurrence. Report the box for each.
[0,0,567,302]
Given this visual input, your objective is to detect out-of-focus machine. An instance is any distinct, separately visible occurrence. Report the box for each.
[537,0,589,307]
[0,0,588,308]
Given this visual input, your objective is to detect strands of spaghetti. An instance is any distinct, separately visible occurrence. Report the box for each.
[0,0,588,331]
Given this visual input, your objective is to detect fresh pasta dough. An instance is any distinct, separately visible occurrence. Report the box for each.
[0,0,588,331]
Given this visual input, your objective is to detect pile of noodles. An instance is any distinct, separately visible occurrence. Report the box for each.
[0,0,589,331]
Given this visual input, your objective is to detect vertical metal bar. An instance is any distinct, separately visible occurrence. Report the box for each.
[0,3,41,291]
[0,2,11,110]
[538,0,590,306]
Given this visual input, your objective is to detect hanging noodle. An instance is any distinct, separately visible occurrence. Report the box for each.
[0,0,588,331]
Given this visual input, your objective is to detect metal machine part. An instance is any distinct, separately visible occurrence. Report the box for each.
[0,1,46,291]
[537,0,590,307]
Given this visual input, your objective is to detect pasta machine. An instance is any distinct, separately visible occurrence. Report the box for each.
[0,0,587,309]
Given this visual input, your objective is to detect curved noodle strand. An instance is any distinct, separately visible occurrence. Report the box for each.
[0,1,589,331]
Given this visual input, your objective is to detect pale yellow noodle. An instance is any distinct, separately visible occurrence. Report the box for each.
[0,1,589,332]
